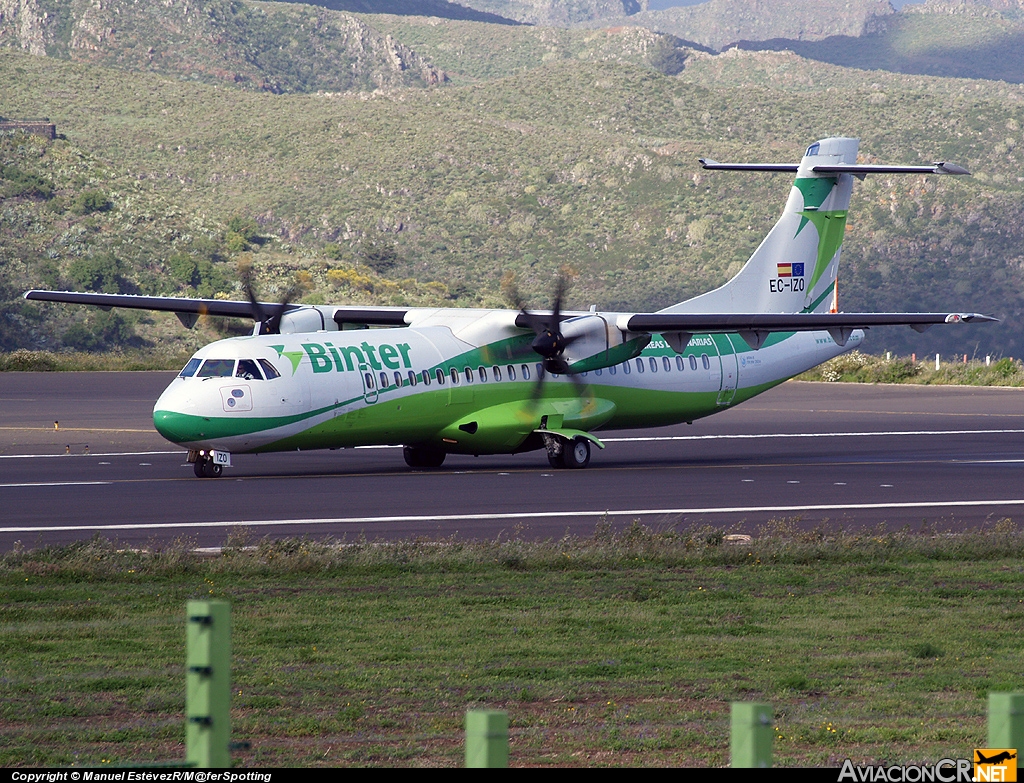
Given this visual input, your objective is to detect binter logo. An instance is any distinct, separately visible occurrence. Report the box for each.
[975,749,1017,782]
[301,341,414,375]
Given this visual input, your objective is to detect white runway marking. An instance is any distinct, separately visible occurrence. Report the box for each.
[0,481,112,489]
[0,451,179,459]
[5,498,1024,534]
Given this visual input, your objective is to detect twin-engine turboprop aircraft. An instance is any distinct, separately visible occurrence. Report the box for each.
[25,138,994,477]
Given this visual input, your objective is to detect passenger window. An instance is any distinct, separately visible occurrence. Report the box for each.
[492,365,502,382]
[689,355,698,371]
[377,371,388,388]
[395,371,404,387]
[622,361,630,374]
[649,357,658,373]
[436,369,446,385]
[423,370,431,386]
[236,359,263,380]
[198,359,235,378]
[507,365,516,381]
[522,364,531,381]
[179,358,202,378]
[663,356,673,372]
[702,354,710,370]
[609,364,616,375]
[450,367,460,384]
[595,368,602,376]
[408,370,417,387]
[636,358,645,373]
[536,363,543,378]
[364,372,375,390]
[258,358,281,379]
[479,367,487,382]
[464,367,473,383]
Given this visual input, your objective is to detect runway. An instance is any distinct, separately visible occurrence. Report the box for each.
[2,371,1024,550]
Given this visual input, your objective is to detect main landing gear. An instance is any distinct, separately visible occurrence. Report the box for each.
[403,445,447,469]
[545,436,591,470]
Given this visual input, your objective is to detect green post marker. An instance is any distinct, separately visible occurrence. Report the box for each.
[465,709,508,768]
[988,692,1024,750]
[731,702,772,768]
[186,600,231,768]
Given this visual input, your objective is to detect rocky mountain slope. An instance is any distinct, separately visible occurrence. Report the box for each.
[0,0,447,92]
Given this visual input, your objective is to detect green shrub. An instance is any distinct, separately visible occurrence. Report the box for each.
[67,253,131,294]
[359,238,400,273]
[0,164,53,199]
[992,357,1018,378]
[866,358,920,384]
[224,231,249,253]
[167,252,201,288]
[69,189,111,215]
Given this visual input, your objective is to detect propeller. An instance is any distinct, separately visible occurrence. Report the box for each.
[240,265,299,335]
[512,276,591,414]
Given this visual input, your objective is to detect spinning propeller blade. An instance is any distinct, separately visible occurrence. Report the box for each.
[516,276,591,416]
[240,266,299,335]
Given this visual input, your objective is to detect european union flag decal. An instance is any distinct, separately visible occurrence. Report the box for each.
[792,262,805,277]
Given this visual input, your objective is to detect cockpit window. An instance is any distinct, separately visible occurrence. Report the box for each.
[179,358,202,378]
[197,359,236,378]
[236,359,264,380]
[258,359,281,380]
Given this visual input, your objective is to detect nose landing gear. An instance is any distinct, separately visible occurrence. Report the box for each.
[193,456,223,478]
[189,449,229,478]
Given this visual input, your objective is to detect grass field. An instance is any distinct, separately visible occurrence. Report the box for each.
[3,522,1023,767]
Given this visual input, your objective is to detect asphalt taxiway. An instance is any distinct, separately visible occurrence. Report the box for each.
[2,371,1024,549]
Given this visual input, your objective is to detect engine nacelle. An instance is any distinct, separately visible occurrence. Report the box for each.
[278,307,329,334]
[560,315,651,372]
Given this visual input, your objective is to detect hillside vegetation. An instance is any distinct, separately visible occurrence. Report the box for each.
[3,0,1024,361]
[358,14,698,82]
[0,0,446,92]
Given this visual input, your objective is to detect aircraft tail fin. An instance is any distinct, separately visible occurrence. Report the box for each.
[663,137,860,316]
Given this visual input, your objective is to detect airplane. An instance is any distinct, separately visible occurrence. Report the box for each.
[24,137,995,478]
[976,751,1017,765]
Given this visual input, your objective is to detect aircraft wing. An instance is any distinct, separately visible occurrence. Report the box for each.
[22,290,410,327]
[620,312,997,350]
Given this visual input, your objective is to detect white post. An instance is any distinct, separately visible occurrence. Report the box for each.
[935,354,940,371]
[987,355,991,366]
[886,351,891,361]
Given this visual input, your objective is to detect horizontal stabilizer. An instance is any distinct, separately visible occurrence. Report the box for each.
[699,159,970,176]
[699,159,798,172]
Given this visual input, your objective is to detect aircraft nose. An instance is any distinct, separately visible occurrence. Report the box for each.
[153,409,203,444]
[153,382,202,444]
